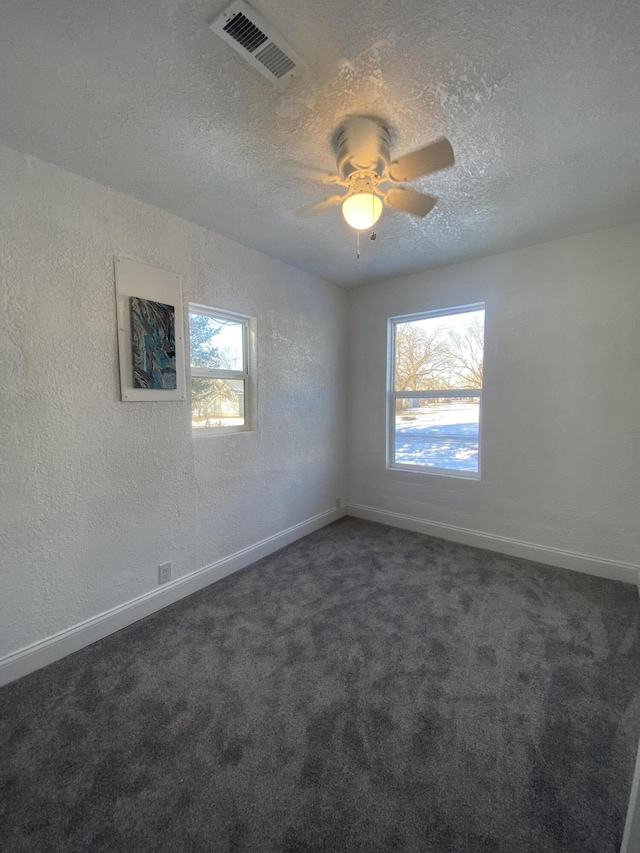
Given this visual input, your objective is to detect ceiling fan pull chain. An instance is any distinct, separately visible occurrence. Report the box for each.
[356,229,361,259]
[370,187,376,242]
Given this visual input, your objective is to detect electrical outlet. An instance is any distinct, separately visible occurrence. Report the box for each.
[158,562,172,584]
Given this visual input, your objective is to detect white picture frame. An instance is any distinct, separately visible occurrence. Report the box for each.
[114,256,186,402]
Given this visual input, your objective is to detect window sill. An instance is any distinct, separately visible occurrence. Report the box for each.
[387,462,481,480]
[192,426,256,437]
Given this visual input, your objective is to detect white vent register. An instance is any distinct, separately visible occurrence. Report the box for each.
[210,0,305,87]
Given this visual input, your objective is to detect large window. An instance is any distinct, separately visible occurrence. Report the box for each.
[188,304,255,433]
[388,303,485,476]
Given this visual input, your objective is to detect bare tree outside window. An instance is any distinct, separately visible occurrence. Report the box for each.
[395,323,451,404]
[444,314,484,389]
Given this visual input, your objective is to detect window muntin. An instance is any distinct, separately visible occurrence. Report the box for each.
[189,305,254,433]
[389,305,485,476]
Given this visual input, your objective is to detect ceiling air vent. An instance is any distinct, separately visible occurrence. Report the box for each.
[210,0,305,88]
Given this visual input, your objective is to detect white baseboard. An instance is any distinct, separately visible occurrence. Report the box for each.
[347,503,640,586]
[0,507,345,688]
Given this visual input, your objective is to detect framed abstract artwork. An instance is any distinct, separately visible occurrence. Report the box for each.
[114,257,186,402]
[130,296,177,390]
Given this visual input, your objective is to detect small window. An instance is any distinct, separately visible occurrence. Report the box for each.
[188,304,255,433]
[388,304,485,477]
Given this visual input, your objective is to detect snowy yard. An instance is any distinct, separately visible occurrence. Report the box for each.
[394,401,479,472]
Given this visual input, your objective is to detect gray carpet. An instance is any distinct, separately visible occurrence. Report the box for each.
[1,517,640,853]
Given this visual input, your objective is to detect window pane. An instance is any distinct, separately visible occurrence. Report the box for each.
[191,378,245,428]
[394,397,480,472]
[189,312,245,372]
[395,309,484,392]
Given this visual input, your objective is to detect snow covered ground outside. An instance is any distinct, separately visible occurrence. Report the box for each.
[395,401,479,472]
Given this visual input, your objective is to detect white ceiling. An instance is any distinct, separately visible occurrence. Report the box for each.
[1,0,639,287]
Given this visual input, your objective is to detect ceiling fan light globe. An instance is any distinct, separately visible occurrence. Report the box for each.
[342,192,382,231]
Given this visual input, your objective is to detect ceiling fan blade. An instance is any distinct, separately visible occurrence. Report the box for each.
[287,161,345,185]
[387,138,454,183]
[297,194,345,217]
[384,188,437,218]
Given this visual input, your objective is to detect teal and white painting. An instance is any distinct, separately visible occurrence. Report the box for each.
[130,296,177,390]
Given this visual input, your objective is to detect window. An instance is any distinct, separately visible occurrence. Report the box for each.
[388,303,485,477]
[188,304,256,433]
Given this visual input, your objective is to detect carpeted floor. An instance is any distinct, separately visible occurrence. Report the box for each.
[1,517,640,852]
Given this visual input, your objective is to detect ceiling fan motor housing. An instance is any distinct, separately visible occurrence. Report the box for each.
[334,116,391,181]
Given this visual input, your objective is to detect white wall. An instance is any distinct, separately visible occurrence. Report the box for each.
[0,144,347,663]
[622,738,640,853]
[348,223,640,568]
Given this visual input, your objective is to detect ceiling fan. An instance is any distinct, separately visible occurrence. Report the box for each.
[298,116,455,238]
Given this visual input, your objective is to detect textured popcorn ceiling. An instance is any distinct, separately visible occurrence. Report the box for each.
[1,0,639,287]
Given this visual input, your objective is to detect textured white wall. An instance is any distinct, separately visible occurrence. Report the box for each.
[348,223,640,566]
[0,144,347,660]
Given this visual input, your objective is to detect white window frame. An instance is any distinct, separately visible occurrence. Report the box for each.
[387,302,485,479]
[188,303,257,436]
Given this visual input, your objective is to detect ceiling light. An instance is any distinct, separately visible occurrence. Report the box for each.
[342,192,383,231]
